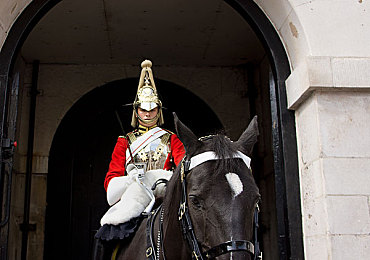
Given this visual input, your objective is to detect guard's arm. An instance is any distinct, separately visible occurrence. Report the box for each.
[104,137,128,191]
[164,134,185,170]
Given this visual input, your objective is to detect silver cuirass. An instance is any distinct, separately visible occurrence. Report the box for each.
[129,132,171,173]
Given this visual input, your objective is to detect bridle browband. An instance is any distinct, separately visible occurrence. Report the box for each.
[145,151,262,260]
[178,151,262,260]
[187,151,251,171]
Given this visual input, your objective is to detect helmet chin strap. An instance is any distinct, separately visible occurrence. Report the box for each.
[136,111,160,126]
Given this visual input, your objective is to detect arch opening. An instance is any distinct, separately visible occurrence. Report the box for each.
[0,0,302,259]
[46,78,222,259]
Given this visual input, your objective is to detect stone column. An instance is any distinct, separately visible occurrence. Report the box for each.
[286,57,370,259]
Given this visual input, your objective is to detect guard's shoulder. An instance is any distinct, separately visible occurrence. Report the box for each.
[126,130,138,143]
[118,129,137,138]
[118,131,132,139]
[162,128,174,135]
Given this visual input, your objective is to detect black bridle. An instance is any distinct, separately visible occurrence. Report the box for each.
[178,156,262,260]
[145,155,262,260]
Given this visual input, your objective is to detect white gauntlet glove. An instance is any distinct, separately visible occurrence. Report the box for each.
[126,164,144,180]
[101,168,173,226]
[106,164,146,206]
[106,176,133,206]
[143,170,173,199]
[101,175,153,226]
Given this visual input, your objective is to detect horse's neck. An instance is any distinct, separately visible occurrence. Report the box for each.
[161,208,188,259]
[160,179,189,259]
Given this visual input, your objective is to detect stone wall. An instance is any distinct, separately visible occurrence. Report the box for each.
[0,0,31,51]
[274,1,370,259]
[295,91,370,259]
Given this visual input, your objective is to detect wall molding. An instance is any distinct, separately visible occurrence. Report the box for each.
[286,56,370,110]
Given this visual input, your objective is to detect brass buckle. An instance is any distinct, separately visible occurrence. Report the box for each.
[146,247,153,257]
[180,162,185,182]
[178,202,186,220]
[193,251,200,260]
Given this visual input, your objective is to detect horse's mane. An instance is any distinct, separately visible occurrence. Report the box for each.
[208,134,237,158]
[205,134,241,175]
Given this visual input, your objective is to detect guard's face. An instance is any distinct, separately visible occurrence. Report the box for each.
[137,107,159,127]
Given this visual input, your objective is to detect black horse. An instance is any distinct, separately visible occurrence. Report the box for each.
[114,114,261,259]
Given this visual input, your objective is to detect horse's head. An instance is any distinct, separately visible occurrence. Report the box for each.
[174,114,260,260]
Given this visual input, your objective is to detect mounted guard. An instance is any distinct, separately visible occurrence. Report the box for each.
[93,60,185,259]
[111,114,262,260]
[94,60,262,260]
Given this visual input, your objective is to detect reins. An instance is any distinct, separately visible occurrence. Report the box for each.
[145,179,168,260]
[145,205,165,260]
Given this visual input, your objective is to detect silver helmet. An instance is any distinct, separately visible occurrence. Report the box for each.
[131,60,164,127]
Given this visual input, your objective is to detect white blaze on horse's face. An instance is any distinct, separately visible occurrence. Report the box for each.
[225,173,243,198]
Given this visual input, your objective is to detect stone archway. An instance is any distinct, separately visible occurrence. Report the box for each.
[0,1,303,259]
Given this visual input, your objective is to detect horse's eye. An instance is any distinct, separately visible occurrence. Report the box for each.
[189,195,202,209]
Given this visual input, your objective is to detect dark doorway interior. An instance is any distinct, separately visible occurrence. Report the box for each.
[45,78,222,259]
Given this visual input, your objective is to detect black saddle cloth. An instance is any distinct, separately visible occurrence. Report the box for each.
[95,217,143,241]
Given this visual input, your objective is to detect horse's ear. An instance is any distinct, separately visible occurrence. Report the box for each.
[235,116,259,156]
[173,113,201,155]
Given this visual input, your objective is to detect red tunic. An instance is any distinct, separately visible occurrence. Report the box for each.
[104,132,185,190]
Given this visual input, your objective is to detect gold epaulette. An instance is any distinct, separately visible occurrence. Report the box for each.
[126,132,137,143]
[161,133,170,145]
[164,129,174,135]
